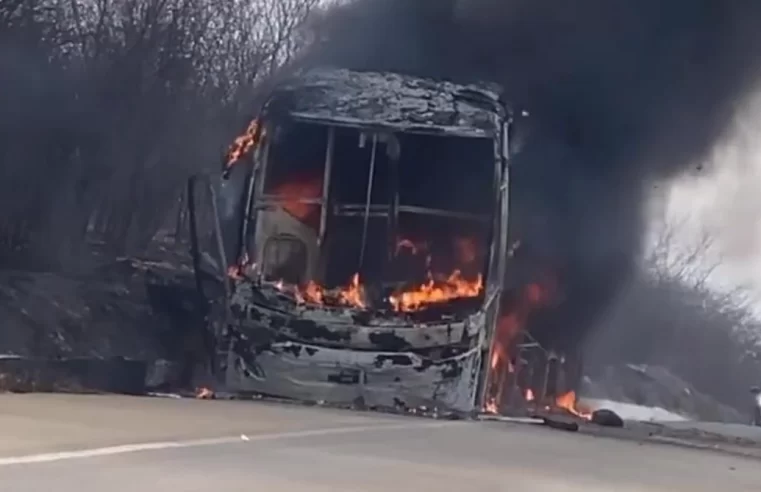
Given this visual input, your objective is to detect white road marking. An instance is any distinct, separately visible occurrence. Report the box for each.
[0,421,458,467]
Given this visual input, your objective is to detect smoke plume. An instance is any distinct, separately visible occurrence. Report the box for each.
[307,0,761,351]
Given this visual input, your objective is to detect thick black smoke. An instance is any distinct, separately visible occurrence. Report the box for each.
[308,0,761,351]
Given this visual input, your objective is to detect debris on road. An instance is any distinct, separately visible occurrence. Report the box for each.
[541,415,579,432]
[591,409,625,428]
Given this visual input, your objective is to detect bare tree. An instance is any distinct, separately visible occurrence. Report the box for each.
[586,218,761,413]
[0,0,318,267]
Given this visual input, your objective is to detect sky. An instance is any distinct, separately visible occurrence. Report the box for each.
[654,90,761,307]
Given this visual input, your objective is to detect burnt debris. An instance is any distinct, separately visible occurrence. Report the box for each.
[591,409,625,428]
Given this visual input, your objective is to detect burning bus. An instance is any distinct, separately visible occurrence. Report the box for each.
[187,67,577,415]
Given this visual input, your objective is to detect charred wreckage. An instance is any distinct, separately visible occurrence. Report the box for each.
[187,67,583,417]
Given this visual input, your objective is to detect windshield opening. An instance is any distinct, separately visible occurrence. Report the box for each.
[251,121,497,318]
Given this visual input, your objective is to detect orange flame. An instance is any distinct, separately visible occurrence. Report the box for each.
[272,269,481,313]
[303,281,324,305]
[490,349,501,371]
[484,398,499,415]
[340,273,366,309]
[274,273,367,310]
[265,233,483,312]
[525,388,535,402]
[555,391,592,420]
[483,276,558,415]
[389,271,483,312]
[195,387,214,399]
[484,339,515,413]
[388,235,485,312]
[225,119,262,167]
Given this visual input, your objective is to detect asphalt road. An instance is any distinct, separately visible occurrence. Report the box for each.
[0,394,758,491]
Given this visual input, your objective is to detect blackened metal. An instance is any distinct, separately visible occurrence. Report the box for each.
[318,127,335,247]
[187,176,205,299]
[240,167,258,265]
[288,316,352,344]
[545,356,559,401]
[358,134,378,272]
[244,127,272,269]
[265,68,505,138]
[367,331,413,351]
[478,121,512,410]
[441,360,464,379]
[541,353,557,404]
[591,409,625,428]
[542,416,580,432]
[327,369,362,385]
[388,155,400,264]
[187,173,233,376]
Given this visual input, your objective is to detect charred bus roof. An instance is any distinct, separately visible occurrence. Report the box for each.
[262,67,508,138]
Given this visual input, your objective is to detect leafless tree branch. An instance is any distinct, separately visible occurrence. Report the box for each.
[0,0,318,264]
